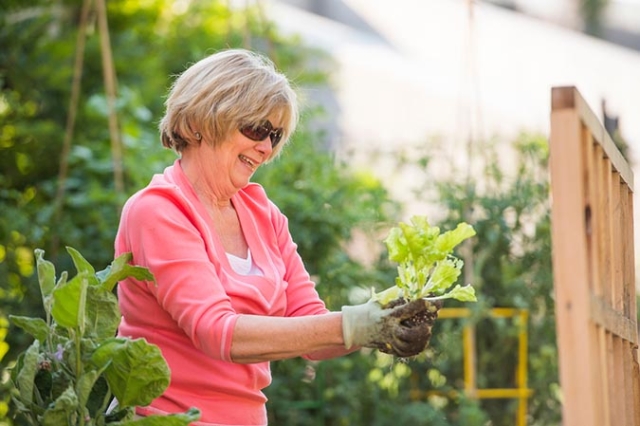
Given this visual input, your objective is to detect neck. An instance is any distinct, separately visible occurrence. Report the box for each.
[180,151,233,209]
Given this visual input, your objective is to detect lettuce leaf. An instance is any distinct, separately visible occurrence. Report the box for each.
[372,216,477,305]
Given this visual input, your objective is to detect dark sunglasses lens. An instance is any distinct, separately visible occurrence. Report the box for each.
[269,129,283,147]
[241,125,270,141]
[240,121,283,148]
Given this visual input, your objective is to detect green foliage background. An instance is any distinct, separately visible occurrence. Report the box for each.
[1,1,561,425]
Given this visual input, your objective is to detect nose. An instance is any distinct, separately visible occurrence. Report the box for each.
[254,137,273,154]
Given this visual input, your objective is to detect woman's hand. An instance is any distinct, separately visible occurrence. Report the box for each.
[341,299,442,357]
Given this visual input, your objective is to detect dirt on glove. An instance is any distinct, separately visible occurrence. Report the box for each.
[377,298,442,357]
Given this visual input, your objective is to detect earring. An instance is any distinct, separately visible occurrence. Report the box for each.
[195,132,202,141]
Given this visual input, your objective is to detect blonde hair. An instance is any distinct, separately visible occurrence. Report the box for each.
[159,49,298,161]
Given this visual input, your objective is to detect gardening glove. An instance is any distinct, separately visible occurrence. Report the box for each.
[341,299,442,358]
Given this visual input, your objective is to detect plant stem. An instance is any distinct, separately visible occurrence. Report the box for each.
[74,329,86,426]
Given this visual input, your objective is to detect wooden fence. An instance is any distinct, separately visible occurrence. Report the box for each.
[549,86,640,426]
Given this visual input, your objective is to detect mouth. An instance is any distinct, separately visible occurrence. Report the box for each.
[239,154,258,171]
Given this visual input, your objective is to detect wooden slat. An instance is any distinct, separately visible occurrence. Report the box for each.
[622,187,637,319]
[630,344,640,426]
[591,294,639,343]
[624,340,635,422]
[586,129,601,297]
[550,106,603,426]
[611,173,623,312]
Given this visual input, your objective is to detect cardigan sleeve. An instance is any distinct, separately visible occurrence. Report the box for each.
[117,187,238,361]
[265,198,330,318]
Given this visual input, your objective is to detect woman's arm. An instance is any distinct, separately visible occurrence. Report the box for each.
[230,312,357,363]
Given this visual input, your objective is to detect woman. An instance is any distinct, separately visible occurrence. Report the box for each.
[114,48,438,425]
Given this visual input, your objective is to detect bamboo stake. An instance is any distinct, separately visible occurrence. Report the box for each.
[95,0,124,200]
[52,0,93,255]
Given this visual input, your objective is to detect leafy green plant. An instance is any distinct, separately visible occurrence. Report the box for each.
[7,247,200,425]
[371,216,477,307]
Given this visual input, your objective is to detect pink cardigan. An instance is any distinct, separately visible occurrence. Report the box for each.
[115,160,329,425]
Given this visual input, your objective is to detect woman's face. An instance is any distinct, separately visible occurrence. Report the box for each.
[200,118,278,195]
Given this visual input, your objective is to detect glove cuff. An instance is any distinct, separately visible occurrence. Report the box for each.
[341,301,382,350]
[341,304,360,349]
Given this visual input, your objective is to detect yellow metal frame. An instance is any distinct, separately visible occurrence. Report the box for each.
[412,307,532,426]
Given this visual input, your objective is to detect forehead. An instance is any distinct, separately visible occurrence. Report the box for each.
[265,111,286,128]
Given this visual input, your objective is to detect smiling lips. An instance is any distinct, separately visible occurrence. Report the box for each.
[239,154,258,171]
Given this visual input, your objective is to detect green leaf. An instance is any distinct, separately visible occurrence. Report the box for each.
[57,271,69,287]
[15,340,40,405]
[9,316,49,343]
[85,285,121,340]
[67,247,97,284]
[51,275,88,330]
[35,248,56,315]
[35,249,56,298]
[76,368,103,411]
[403,216,442,266]
[434,222,476,254]
[92,338,170,407]
[111,407,201,425]
[34,368,53,404]
[423,258,463,297]
[431,284,477,302]
[51,368,72,403]
[371,285,404,307]
[86,375,111,420]
[97,252,155,293]
[41,385,79,426]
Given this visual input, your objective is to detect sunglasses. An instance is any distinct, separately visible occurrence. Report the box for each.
[239,120,284,148]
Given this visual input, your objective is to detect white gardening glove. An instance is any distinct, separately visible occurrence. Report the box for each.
[341,299,441,358]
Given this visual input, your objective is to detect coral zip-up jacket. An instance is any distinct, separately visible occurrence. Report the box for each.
[115,160,328,425]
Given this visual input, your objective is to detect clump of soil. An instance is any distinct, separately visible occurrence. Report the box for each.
[384,297,442,327]
[375,297,442,357]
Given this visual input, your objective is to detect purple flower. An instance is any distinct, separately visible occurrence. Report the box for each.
[54,344,64,361]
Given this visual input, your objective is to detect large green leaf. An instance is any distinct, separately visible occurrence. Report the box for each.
[41,385,79,426]
[75,368,103,412]
[86,375,111,420]
[9,316,49,343]
[97,252,155,293]
[66,246,99,286]
[15,340,40,405]
[51,275,88,330]
[84,285,121,340]
[92,338,170,407]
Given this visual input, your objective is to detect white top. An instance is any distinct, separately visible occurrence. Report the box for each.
[225,249,264,276]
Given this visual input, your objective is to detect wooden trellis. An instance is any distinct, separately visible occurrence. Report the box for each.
[549,86,640,426]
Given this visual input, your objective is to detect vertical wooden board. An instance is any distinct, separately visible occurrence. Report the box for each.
[610,173,623,312]
[550,108,600,426]
[585,129,601,298]
[611,335,626,425]
[623,340,635,424]
[621,188,637,320]
[620,185,638,426]
[600,327,612,426]
[598,151,613,306]
[632,345,640,425]
[612,330,622,426]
